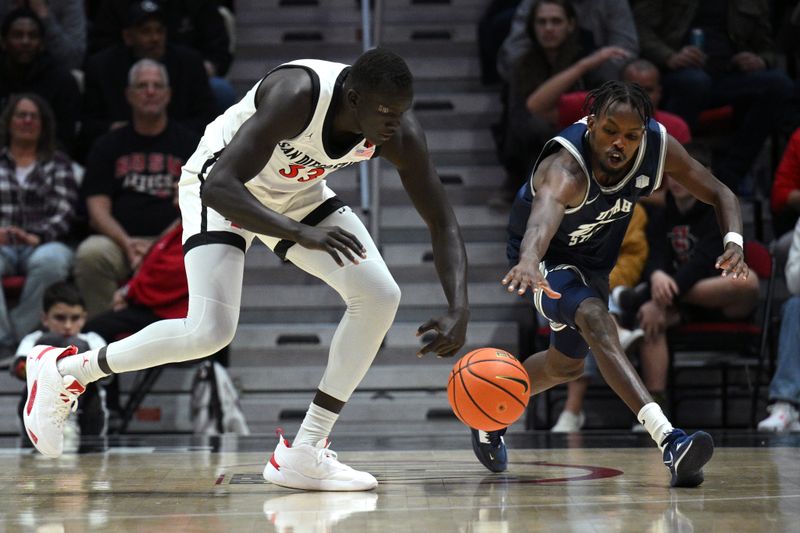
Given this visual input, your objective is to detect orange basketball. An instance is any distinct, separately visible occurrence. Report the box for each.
[447,347,530,431]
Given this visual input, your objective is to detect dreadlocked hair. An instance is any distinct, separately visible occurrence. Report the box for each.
[350,48,413,93]
[583,81,653,124]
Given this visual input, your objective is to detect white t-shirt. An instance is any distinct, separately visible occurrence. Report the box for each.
[14,162,35,186]
[16,331,107,357]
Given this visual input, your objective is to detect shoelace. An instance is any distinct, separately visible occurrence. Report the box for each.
[481,430,505,447]
[316,445,340,465]
[53,393,80,429]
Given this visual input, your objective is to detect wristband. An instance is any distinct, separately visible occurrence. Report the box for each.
[723,231,743,249]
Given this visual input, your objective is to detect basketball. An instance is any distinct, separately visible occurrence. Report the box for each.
[447,348,530,431]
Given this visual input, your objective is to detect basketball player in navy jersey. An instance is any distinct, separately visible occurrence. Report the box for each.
[23,48,469,491]
[472,81,747,488]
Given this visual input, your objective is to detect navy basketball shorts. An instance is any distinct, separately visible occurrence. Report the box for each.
[531,265,610,359]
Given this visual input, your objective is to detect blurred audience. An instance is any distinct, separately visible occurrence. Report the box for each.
[73,59,198,318]
[0,7,80,152]
[757,218,800,432]
[632,0,794,190]
[0,93,78,355]
[81,0,215,152]
[497,0,638,84]
[0,0,86,70]
[87,0,235,114]
[494,0,629,207]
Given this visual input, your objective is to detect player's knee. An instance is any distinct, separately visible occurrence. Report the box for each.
[185,299,239,353]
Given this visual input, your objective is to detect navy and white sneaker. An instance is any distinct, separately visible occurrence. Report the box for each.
[661,429,714,487]
[471,428,508,472]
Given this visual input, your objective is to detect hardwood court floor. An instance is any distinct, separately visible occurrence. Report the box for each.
[1,428,798,532]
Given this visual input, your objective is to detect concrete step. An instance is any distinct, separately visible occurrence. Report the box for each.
[229,321,519,366]
[238,281,530,324]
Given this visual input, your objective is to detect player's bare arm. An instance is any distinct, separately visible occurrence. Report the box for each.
[663,135,748,279]
[504,150,586,298]
[381,113,469,358]
[201,69,366,266]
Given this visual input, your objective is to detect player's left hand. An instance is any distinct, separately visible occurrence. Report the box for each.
[715,243,748,280]
[415,308,469,358]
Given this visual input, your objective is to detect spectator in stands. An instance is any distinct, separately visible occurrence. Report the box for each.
[0,1,86,70]
[497,0,638,84]
[12,281,107,439]
[555,59,692,142]
[0,93,78,355]
[81,0,215,151]
[757,218,800,432]
[0,7,80,152]
[494,0,629,207]
[73,59,199,318]
[632,145,760,412]
[632,0,794,190]
[551,203,649,432]
[85,218,186,346]
[87,0,234,114]
[772,127,800,265]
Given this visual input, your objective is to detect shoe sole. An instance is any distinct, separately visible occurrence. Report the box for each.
[263,463,377,492]
[671,432,714,488]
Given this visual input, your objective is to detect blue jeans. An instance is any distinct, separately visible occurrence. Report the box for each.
[768,296,800,404]
[0,242,73,348]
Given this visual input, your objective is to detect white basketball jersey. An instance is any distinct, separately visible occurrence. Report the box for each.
[181,59,376,209]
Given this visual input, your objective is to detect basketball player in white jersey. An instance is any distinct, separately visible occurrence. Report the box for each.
[23,49,470,491]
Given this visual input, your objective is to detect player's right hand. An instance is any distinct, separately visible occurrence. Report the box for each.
[502,261,561,299]
[295,225,367,266]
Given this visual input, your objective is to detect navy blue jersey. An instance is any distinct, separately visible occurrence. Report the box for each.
[509,117,667,275]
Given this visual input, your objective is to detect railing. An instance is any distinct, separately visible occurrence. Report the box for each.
[359,0,384,244]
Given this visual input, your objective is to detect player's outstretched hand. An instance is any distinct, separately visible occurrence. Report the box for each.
[416,309,469,358]
[715,243,748,280]
[295,225,367,266]
[502,261,561,299]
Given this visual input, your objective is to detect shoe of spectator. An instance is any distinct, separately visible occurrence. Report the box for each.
[23,345,85,458]
[263,430,377,491]
[661,429,714,487]
[618,327,645,354]
[471,428,508,472]
[613,283,650,313]
[757,402,800,432]
[551,410,585,433]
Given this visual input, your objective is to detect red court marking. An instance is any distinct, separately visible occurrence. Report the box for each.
[496,461,623,484]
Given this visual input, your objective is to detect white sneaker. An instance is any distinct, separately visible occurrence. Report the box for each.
[551,410,585,433]
[757,402,799,432]
[23,345,85,458]
[263,431,378,491]
[263,491,377,530]
[618,327,645,354]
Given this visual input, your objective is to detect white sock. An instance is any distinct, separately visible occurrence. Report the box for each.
[56,348,108,386]
[294,403,339,447]
[637,402,674,450]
